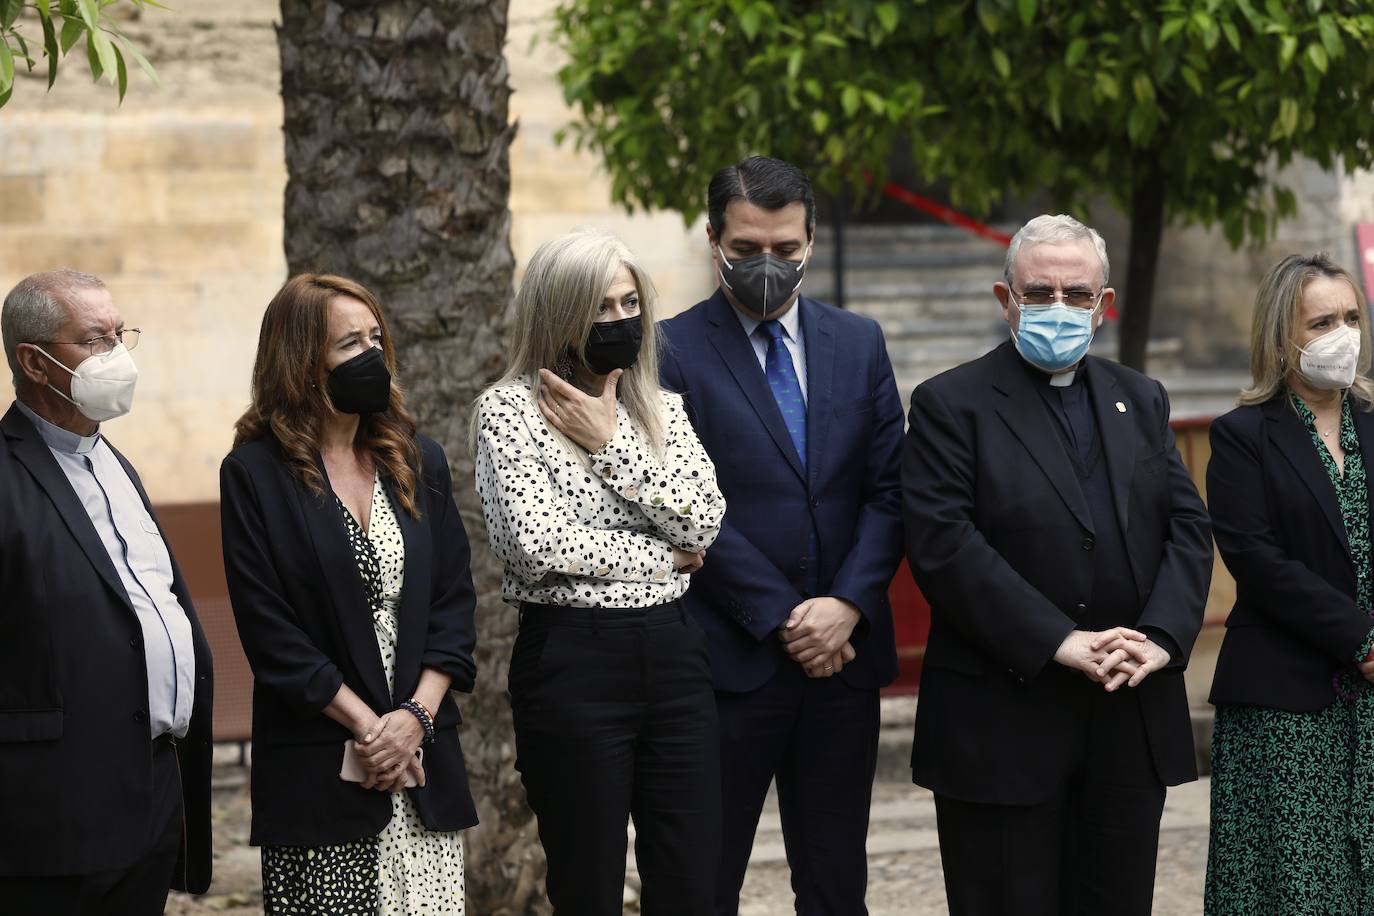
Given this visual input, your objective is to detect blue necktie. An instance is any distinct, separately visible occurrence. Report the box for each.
[759,320,807,468]
[760,320,819,594]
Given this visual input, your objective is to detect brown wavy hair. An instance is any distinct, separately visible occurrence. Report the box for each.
[233,274,422,517]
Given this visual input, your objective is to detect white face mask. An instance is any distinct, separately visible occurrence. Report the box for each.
[1297,325,1361,390]
[33,343,139,422]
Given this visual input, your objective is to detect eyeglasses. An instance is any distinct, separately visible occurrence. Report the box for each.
[36,328,141,357]
[1008,286,1101,309]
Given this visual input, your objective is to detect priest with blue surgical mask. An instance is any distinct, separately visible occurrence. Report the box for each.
[900,215,1213,916]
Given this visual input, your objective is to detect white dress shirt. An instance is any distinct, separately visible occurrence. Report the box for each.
[732,298,809,402]
[474,378,725,609]
[16,400,196,738]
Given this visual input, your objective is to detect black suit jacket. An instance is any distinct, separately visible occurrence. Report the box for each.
[220,435,478,846]
[1207,395,1374,712]
[902,343,1212,804]
[0,403,214,891]
[659,291,904,693]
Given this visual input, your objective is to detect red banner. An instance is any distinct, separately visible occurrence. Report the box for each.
[1356,223,1374,303]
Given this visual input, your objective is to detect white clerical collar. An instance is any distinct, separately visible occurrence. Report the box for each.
[1048,368,1077,387]
[15,398,101,454]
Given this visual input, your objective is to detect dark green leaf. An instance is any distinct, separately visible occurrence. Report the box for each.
[991,46,1011,79]
[1279,34,1297,70]
[1307,42,1328,74]
[1181,66,1203,96]
[1159,17,1187,43]
[1095,71,1120,100]
[1017,0,1036,28]
[976,0,1001,34]
[59,17,84,54]
[1132,72,1155,103]
[113,41,126,102]
[0,82,11,108]
[40,12,58,88]
[813,31,846,49]
[0,0,22,29]
[12,31,30,69]
[121,35,157,86]
[77,0,98,29]
[1127,103,1153,143]
[841,84,860,116]
[1319,16,1343,58]
[0,41,12,94]
[739,4,762,42]
[787,48,802,80]
[1065,37,1088,68]
[84,30,101,81]
[89,24,115,82]
[1221,20,1241,51]
[875,2,899,34]
[862,88,885,115]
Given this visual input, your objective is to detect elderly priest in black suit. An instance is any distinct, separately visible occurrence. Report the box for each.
[0,269,214,915]
[902,215,1212,916]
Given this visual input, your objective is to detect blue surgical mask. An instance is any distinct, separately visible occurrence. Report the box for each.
[1011,300,1099,373]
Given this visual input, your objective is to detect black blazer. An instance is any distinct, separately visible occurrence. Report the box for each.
[1207,395,1374,712]
[220,434,478,846]
[902,343,1213,804]
[0,403,214,891]
[659,291,904,693]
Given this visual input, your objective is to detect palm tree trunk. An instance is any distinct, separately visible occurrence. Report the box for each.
[277,2,545,911]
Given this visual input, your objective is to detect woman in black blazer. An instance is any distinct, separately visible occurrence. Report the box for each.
[221,274,478,915]
[1205,253,1374,913]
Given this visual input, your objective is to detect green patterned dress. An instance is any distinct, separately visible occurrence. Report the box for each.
[1206,394,1374,915]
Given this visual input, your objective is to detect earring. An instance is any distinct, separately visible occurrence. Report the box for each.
[554,351,574,381]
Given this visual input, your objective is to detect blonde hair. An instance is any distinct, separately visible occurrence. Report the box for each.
[1240,252,1374,409]
[473,229,666,456]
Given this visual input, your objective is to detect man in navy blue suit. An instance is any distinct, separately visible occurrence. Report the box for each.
[659,156,905,915]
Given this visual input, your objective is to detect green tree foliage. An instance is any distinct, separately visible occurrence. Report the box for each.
[554,0,1374,369]
[0,0,163,109]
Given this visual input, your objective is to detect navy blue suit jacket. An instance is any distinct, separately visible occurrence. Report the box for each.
[659,290,903,693]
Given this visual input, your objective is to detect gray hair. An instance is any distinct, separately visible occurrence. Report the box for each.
[1003,214,1110,287]
[2,269,106,386]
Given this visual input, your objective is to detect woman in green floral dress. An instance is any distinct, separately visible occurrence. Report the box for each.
[1205,253,1374,914]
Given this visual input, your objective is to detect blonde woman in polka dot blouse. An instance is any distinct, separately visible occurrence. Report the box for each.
[473,229,726,913]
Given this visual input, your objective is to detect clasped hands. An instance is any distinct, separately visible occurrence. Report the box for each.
[1054,626,1171,692]
[353,709,427,794]
[778,596,860,678]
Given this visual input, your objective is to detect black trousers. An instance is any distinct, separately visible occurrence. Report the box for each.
[933,687,1166,916]
[510,601,721,915]
[715,658,881,916]
[1,736,184,916]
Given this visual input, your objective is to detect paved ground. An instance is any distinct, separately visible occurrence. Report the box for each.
[730,779,1209,916]
[168,745,1211,915]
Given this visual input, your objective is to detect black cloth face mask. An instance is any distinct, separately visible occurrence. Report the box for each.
[583,316,644,374]
[327,346,392,415]
[717,248,808,319]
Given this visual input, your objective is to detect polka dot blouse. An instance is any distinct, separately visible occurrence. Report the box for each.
[474,377,725,609]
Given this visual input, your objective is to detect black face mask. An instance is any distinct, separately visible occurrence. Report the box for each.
[583,316,643,374]
[717,248,808,319]
[327,346,392,415]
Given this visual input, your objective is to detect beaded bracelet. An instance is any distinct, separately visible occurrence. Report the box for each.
[398,699,435,744]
